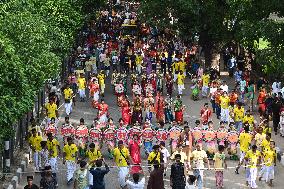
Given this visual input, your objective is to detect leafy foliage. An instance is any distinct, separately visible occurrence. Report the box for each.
[0,0,105,141]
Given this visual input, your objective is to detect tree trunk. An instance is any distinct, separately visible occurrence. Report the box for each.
[199,30,220,70]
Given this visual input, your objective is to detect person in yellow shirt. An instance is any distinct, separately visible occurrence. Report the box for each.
[135,52,143,74]
[86,142,102,185]
[201,73,210,97]
[213,145,227,188]
[263,141,276,186]
[46,133,60,176]
[45,98,58,122]
[97,71,106,96]
[234,102,245,131]
[63,84,73,116]
[261,133,271,152]
[113,140,131,188]
[86,143,102,166]
[63,137,78,184]
[238,126,252,165]
[177,71,185,95]
[220,92,230,123]
[172,61,179,82]
[28,128,43,171]
[243,110,255,130]
[77,73,86,101]
[178,61,186,75]
[243,145,261,189]
[254,127,266,149]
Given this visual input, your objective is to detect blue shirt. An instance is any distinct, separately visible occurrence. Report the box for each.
[90,166,110,189]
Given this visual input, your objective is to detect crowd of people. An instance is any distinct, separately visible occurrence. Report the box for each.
[24,1,284,189]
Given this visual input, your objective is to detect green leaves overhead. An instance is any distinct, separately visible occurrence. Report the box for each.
[0,0,105,140]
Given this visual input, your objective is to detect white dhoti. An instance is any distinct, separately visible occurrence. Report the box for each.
[93,91,99,102]
[79,89,86,98]
[49,157,58,173]
[249,167,258,188]
[33,151,41,170]
[178,84,184,95]
[101,84,105,94]
[66,160,76,181]
[265,166,274,182]
[201,86,209,96]
[64,101,72,115]
[221,108,229,123]
[118,167,129,188]
[88,169,93,185]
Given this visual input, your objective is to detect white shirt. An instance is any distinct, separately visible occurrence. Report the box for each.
[126,177,145,189]
[209,87,217,100]
[220,84,228,93]
[161,148,170,163]
[99,53,106,62]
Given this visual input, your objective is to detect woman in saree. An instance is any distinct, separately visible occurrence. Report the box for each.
[128,134,142,174]
[97,99,109,124]
[121,97,132,125]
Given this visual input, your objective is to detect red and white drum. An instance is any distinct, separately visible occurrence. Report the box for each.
[61,124,75,137]
[169,126,181,141]
[104,128,116,141]
[89,128,102,142]
[227,131,238,144]
[216,129,228,142]
[128,126,142,139]
[75,125,88,138]
[192,127,203,142]
[156,128,168,141]
[142,128,155,142]
[116,127,128,141]
[203,130,216,142]
[45,124,57,136]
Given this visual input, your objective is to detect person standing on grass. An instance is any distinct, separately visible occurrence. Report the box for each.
[213,145,227,189]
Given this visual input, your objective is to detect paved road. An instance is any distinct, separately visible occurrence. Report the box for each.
[17,75,284,189]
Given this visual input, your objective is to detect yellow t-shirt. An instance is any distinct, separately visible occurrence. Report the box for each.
[191,150,207,168]
[45,103,57,119]
[177,74,185,85]
[245,150,261,168]
[201,74,210,86]
[63,144,78,161]
[254,133,266,148]
[98,74,105,85]
[213,152,226,170]
[64,88,73,100]
[148,152,161,164]
[47,139,59,158]
[262,126,272,135]
[263,148,275,166]
[261,139,270,152]
[113,147,130,167]
[178,61,186,72]
[243,115,254,125]
[170,151,187,163]
[239,132,252,152]
[220,96,230,109]
[135,55,143,65]
[77,78,86,89]
[86,149,102,163]
[29,135,43,152]
[234,107,244,122]
[172,62,179,72]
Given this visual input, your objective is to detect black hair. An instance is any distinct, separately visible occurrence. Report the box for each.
[160,141,165,147]
[80,118,84,123]
[188,175,196,184]
[118,140,124,145]
[96,159,103,167]
[40,141,47,148]
[133,173,140,183]
[244,125,250,132]
[252,145,257,150]
[89,143,96,148]
[80,160,87,168]
[67,137,73,142]
[175,154,181,159]
[46,132,52,138]
[27,176,33,181]
[184,125,189,129]
[153,145,160,150]
[218,145,225,152]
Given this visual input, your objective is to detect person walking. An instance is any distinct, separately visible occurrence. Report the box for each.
[40,166,57,189]
[24,176,39,189]
[147,160,164,189]
[74,161,89,189]
[63,137,78,185]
